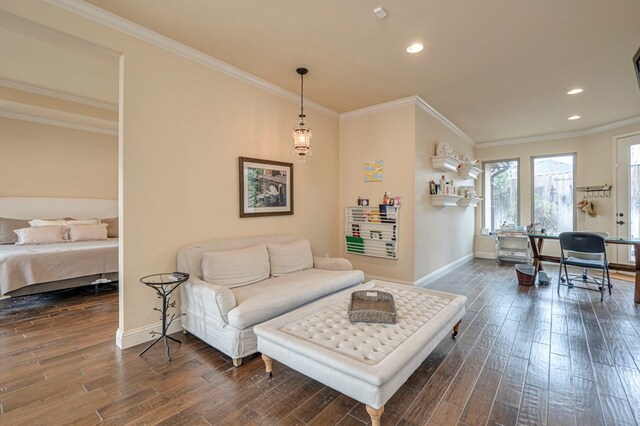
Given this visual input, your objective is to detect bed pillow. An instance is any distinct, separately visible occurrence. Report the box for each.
[66,218,101,226]
[267,239,313,277]
[0,217,30,244]
[101,217,118,238]
[14,226,66,245]
[202,244,270,288]
[68,223,108,242]
[28,219,68,227]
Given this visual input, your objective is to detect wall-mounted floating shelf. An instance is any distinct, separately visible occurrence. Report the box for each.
[345,205,398,259]
[430,194,462,206]
[458,164,483,180]
[431,155,462,172]
[457,197,483,208]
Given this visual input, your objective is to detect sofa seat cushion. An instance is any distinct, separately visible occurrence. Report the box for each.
[227,268,364,329]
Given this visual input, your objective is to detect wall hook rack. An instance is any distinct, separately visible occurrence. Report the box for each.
[576,185,612,199]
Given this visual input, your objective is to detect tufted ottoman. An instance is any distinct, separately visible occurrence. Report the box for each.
[254,279,466,425]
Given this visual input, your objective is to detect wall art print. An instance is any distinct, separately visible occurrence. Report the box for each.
[239,157,293,217]
[364,160,383,182]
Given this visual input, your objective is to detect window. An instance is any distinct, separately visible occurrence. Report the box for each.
[483,159,519,231]
[532,154,575,233]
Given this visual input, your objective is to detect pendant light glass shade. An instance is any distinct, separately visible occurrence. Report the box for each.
[293,68,312,161]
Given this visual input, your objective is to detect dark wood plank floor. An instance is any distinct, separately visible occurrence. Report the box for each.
[1,260,639,425]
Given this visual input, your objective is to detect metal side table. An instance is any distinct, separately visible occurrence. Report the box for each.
[139,272,189,361]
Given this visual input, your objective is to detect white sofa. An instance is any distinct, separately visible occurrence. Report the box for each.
[177,235,364,366]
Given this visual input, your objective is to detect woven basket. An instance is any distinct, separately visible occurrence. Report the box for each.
[515,264,536,286]
[348,290,396,324]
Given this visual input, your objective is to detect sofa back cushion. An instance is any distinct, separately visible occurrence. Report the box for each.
[178,235,305,279]
[267,239,313,277]
[202,243,270,288]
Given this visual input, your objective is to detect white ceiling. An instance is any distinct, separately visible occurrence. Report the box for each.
[85,1,640,142]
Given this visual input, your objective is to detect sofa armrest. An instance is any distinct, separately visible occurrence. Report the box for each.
[313,256,353,271]
[186,276,237,323]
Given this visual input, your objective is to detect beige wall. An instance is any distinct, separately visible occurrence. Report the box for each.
[0,23,118,104]
[0,2,341,337]
[474,123,640,256]
[339,105,416,283]
[339,104,477,284]
[415,108,475,282]
[0,116,117,199]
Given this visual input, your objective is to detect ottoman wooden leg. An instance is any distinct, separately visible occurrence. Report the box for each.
[366,405,384,426]
[261,354,273,377]
[452,320,461,339]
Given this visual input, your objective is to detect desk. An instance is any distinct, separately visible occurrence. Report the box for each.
[528,234,640,304]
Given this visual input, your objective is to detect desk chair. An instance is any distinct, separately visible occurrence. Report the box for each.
[558,232,611,301]
[563,231,611,287]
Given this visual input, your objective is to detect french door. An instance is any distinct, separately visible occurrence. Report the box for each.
[615,132,640,264]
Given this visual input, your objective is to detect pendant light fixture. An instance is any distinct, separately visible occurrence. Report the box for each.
[292,67,312,161]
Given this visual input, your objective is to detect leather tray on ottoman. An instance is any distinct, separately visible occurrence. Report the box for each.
[254,279,466,425]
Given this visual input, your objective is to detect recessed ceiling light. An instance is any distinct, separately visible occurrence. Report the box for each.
[373,6,387,19]
[407,43,423,54]
[567,88,584,95]
[568,115,581,120]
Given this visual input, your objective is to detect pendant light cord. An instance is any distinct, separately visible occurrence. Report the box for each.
[299,73,305,122]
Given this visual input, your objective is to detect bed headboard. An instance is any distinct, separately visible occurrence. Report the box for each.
[0,197,118,219]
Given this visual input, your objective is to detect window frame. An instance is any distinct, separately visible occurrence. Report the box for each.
[530,152,577,232]
[481,158,521,232]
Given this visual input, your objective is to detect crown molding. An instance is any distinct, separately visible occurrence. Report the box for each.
[340,95,476,147]
[0,109,117,136]
[477,115,640,148]
[414,96,475,146]
[0,9,120,62]
[339,96,417,120]
[0,78,118,111]
[46,0,339,119]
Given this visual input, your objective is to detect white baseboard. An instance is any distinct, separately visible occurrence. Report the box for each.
[115,318,183,349]
[414,253,474,288]
[474,251,496,260]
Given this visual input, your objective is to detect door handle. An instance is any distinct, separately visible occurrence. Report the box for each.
[617,220,625,225]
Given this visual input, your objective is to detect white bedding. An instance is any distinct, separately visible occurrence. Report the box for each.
[0,239,118,296]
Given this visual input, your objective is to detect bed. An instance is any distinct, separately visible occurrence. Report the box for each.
[0,197,119,298]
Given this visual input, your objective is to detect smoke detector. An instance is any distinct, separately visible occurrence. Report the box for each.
[373,6,387,19]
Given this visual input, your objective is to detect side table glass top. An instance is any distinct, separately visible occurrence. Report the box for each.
[140,272,189,286]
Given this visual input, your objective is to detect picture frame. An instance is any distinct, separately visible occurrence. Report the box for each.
[239,157,293,217]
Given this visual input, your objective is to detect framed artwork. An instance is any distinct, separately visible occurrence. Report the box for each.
[239,157,293,217]
[364,160,383,182]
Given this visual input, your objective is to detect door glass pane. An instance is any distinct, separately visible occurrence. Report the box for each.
[533,155,575,234]
[630,144,640,259]
[484,160,519,231]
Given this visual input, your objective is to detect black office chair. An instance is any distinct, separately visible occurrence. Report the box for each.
[558,232,611,301]
[564,231,612,287]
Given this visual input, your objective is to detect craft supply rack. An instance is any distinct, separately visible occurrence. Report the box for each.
[345,206,399,259]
